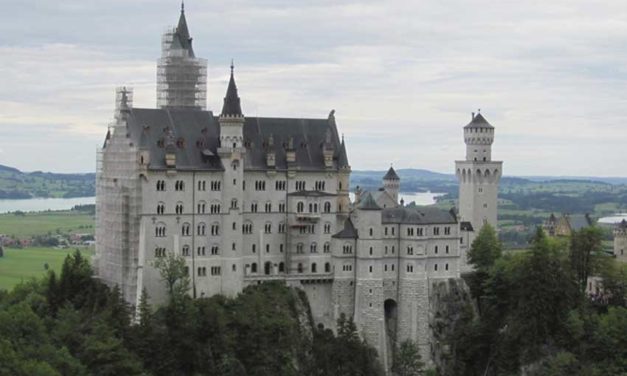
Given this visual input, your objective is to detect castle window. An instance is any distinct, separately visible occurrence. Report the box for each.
[312,263,317,273]
[280,244,284,253]
[182,245,190,256]
[279,202,286,212]
[311,243,318,253]
[232,264,236,272]
[391,246,395,254]
[323,242,330,253]
[392,227,395,236]
[211,181,221,191]
[324,223,331,234]
[251,263,258,273]
[417,228,423,236]
[445,263,449,271]
[197,246,206,256]
[325,262,331,273]
[297,202,304,213]
[255,180,266,191]
[154,247,166,258]
[211,223,220,236]
[385,246,388,254]
[197,201,206,214]
[369,266,373,273]
[434,264,438,271]
[155,224,166,237]
[175,202,184,215]
[369,228,373,236]
[211,245,219,255]
[275,180,286,190]
[296,181,306,191]
[157,202,165,215]
[198,180,206,191]
[198,267,207,276]
[242,222,253,234]
[343,244,353,254]
[324,202,331,213]
[446,245,450,254]
[279,262,285,273]
[232,243,236,251]
[392,264,395,271]
[297,263,304,273]
[156,180,166,191]
[231,199,238,209]
[197,223,206,236]
[315,181,326,191]
[435,246,438,254]
[265,262,272,275]
[264,222,272,234]
[265,202,272,212]
[211,266,221,276]
[184,266,189,276]
[434,227,440,236]
[181,223,190,237]
[385,227,388,236]
[407,264,414,273]
[297,243,304,254]
[369,247,373,255]
[266,244,270,253]
[210,203,220,214]
[175,180,185,191]
[279,222,286,233]
[407,246,413,255]
[251,202,258,213]
[444,227,451,235]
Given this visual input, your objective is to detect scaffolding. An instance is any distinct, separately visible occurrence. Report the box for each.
[95,87,143,306]
[157,28,207,110]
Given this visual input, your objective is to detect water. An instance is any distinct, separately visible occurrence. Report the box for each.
[0,197,96,214]
[598,213,627,225]
[349,191,445,206]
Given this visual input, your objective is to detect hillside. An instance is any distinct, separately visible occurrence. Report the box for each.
[0,164,95,199]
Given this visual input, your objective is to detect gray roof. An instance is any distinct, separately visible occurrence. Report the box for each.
[567,214,593,231]
[221,65,243,117]
[383,166,400,180]
[357,192,381,211]
[332,218,358,239]
[464,113,494,129]
[172,7,195,57]
[120,108,346,171]
[382,206,457,225]
[460,221,474,231]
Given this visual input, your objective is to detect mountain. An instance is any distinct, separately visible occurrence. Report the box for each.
[0,164,95,199]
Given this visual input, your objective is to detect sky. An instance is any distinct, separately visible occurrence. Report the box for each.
[1,0,626,176]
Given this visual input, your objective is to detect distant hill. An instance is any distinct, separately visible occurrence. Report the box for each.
[0,164,95,199]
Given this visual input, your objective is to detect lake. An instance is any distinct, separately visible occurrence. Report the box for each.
[0,197,96,214]
[349,191,445,206]
[598,213,627,225]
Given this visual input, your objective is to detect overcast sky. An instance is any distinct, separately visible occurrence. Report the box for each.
[1,0,626,176]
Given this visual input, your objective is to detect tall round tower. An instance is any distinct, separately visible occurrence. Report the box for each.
[614,220,627,264]
[455,112,503,233]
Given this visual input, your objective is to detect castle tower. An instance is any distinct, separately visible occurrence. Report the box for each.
[217,63,246,295]
[382,166,400,204]
[614,220,627,263]
[455,112,502,234]
[157,3,208,109]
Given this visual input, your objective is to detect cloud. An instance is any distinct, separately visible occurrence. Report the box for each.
[0,1,626,175]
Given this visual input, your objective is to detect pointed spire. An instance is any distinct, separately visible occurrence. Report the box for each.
[220,62,243,117]
[174,2,194,57]
[383,166,400,180]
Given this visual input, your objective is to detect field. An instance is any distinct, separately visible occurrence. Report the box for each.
[0,210,94,238]
[0,246,94,291]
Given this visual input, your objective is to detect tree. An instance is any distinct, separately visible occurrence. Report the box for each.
[152,252,190,301]
[468,224,502,272]
[392,340,424,376]
[570,227,604,294]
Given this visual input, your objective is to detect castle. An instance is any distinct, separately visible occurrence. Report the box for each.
[94,5,502,370]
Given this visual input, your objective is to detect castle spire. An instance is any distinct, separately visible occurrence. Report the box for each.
[221,62,243,117]
[175,1,194,56]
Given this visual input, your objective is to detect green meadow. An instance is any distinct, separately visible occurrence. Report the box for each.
[0,246,94,291]
[0,210,94,238]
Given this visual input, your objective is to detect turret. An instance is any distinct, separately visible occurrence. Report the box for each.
[464,112,494,162]
[218,63,245,157]
[614,220,627,263]
[382,166,400,204]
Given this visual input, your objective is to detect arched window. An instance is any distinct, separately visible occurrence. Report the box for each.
[297,202,304,213]
[157,202,165,215]
[323,242,330,253]
[310,243,317,253]
[311,263,317,273]
[297,243,304,254]
[175,202,184,215]
[181,223,191,236]
[324,201,331,213]
[264,261,272,275]
[182,245,190,256]
[278,262,285,273]
[324,262,331,273]
[197,223,206,236]
[251,263,258,273]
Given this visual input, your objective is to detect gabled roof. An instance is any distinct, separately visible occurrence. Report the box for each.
[221,65,243,117]
[383,166,400,180]
[332,218,358,239]
[460,221,474,231]
[567,214,593,231]
[464,113,494,129]
[357,192,381,211]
